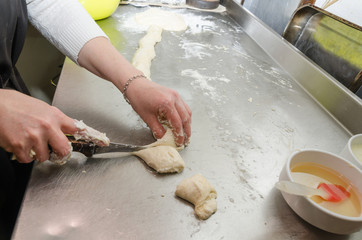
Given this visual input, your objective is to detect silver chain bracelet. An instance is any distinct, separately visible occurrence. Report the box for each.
[122,74,146,104]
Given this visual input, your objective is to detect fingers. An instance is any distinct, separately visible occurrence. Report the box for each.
[156,99,191,147]
[177,100,192,144]
[11,127,71,164]
[33,109,74,162]
[31,138,50,163]
[47,108,75,158]
[48,130,72,159]
[5,131,41,163]
[146,115,167,139]
[125,80,191,146]
[12,145,33,164]
[0,92,76,163]
[16,114,73,163]
[52,106,78,135]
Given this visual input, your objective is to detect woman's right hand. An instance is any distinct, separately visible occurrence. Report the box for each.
[0,89,78,163]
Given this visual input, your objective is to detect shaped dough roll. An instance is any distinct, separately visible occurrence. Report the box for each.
[175,174,217,220]
[134,146,185,173]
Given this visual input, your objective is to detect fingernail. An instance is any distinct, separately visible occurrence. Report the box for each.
[153,131,162,139]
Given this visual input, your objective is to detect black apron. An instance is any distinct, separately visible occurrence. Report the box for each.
[0,1,33,239]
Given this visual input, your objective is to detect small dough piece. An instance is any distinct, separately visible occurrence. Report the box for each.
[134,146,185,173]
[175,174,217,220]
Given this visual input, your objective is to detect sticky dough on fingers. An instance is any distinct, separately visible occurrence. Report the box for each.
[48,142,72,165]
[49,120,110,165]
[73,120,110,146]
[175,174,217,220]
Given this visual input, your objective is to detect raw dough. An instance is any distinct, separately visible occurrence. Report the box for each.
[49,142,72,165]
[73,120,110,146]
[175,174,217,220]
[146,127,178,148]
[50,120,110,165]
[132,8,187,79]
[134,127,185,173]
[133,145,185,173]
[132,25,163,79]
[134,8,188,31]
[89,127,186,174]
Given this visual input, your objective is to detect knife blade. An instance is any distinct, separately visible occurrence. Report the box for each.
[69,138,146,157]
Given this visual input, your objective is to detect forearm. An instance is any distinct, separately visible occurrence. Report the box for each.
[77,37,144,91]
[26,0,143,90]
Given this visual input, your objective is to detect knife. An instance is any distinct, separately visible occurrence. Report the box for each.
[68,137,146,157]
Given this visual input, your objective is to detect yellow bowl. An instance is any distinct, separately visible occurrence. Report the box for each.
[79,0,119,20]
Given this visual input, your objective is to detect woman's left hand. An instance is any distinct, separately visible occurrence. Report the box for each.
[125,77,192,147]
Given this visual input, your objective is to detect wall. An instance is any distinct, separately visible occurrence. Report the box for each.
[16,24,65,104]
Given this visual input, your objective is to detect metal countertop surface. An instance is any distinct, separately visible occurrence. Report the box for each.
[13,2,362,240]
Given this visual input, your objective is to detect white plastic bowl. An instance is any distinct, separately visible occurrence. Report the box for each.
[279,149,362,234]
[340,134,362,170]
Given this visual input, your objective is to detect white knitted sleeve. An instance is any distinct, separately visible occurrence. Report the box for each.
[26,0,109,64]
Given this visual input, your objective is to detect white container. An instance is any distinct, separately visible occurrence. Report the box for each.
[340,134,362,170]
[279,149,362,234]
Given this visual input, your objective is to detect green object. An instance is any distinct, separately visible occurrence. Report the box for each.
[79,0,120,20]
[96,17,125,48]
[313,16,362,69]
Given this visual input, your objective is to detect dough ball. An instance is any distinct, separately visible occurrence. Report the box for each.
[175,174,217,220]
[134,146,185,173]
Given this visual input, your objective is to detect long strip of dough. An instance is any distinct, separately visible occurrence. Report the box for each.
[132,25,163,80]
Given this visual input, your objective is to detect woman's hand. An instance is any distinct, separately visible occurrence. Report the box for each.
[126,78,192,146]
[0,90,77,163]
[78,37,192,146]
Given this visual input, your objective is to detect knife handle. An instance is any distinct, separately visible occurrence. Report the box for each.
[66,136,99,157]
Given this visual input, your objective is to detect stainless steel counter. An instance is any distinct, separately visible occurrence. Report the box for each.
[13,1,362,239]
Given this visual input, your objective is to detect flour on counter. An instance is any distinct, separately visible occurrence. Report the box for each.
[180,41,230,60]
[182,14,218,35]
[181,69,231,102]
[180,42,212,60]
